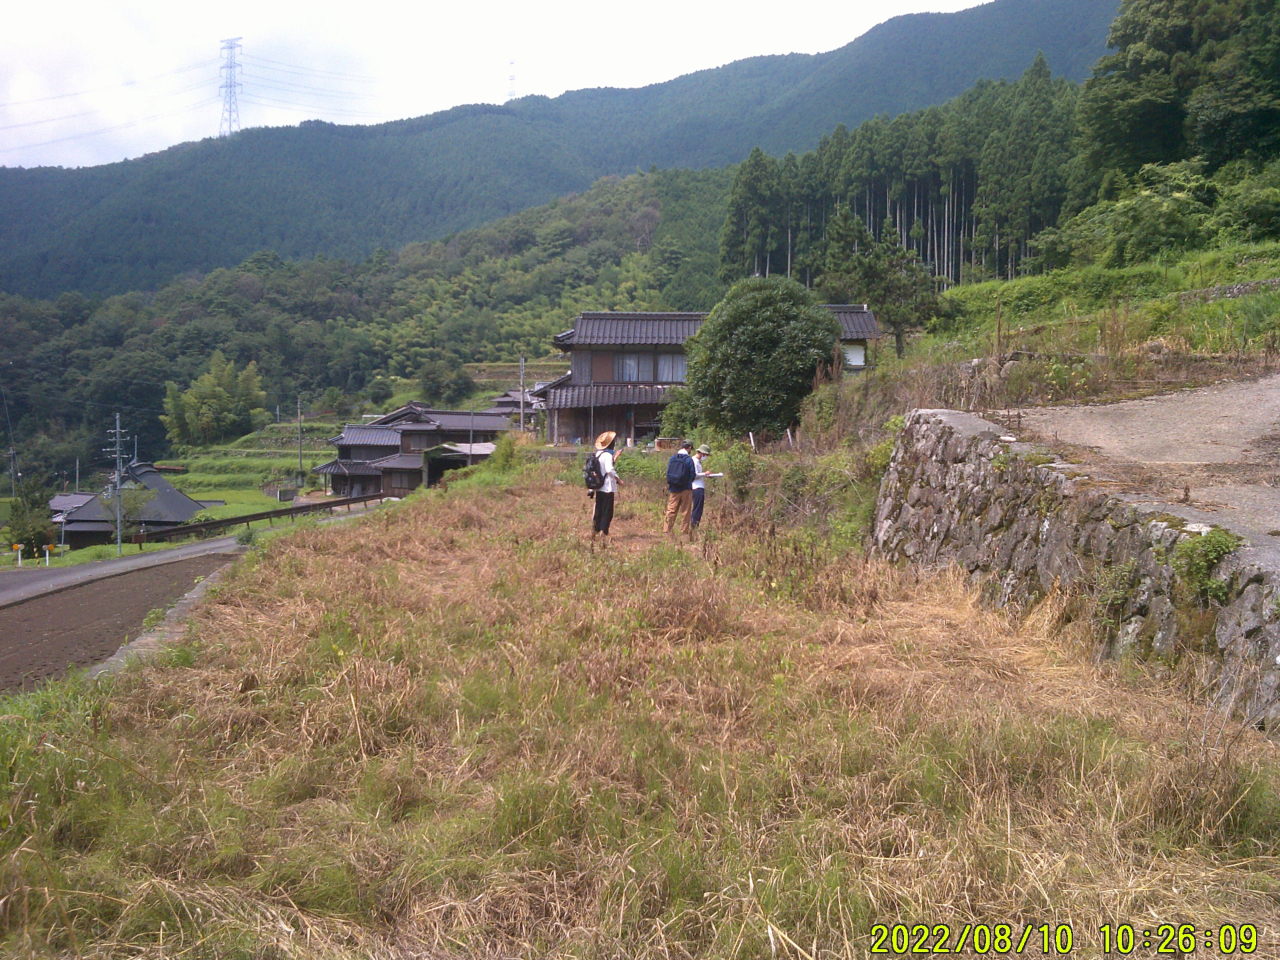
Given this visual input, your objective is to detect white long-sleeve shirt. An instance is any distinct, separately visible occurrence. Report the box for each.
[598,449,618,494]
[692,454,707,490]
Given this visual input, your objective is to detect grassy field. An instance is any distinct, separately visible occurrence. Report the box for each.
[1,454,1276,957]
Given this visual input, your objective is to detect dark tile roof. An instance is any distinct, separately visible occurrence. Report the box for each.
[413,411,513,432]
[553,312,707,347]
[70,462,206,527]
[49,492,96,513]
[328,424,402,446]
[823,304,881,340]
[314,459,383,476]
[545,384,677,409]
[529,371,571,398]
[370,453,426,471]
[369,402,435,426]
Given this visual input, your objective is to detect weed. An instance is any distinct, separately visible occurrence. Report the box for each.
[1174,527,1244,605]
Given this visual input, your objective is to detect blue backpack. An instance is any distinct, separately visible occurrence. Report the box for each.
[666,452,695,492]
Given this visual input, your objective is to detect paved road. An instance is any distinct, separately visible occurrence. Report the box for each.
[0,498,388,610]
[0,536,242,609]
[1019,373,1280,567]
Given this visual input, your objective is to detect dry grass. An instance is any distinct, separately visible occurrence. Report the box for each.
[1,461,1279,958]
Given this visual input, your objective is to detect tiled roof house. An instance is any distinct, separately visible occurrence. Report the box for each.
[532,307,880,445]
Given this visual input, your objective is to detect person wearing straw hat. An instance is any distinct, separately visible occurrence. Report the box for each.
[690,443,722,536]
[591,431,621,546]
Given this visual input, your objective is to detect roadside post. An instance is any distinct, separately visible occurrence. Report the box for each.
[12,544,20,568]
[44,545,50,567]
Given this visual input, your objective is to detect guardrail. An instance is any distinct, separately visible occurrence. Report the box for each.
[133,493,391,543]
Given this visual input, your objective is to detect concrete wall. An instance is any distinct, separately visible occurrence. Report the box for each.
[872,409,1280,733]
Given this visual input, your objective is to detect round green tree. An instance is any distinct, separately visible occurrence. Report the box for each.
[686,276,840,435]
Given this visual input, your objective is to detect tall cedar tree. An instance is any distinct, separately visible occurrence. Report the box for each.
[821,209,937,358]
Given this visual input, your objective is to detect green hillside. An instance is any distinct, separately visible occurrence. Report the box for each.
[0,0,1118,299]
[0,168,731,480]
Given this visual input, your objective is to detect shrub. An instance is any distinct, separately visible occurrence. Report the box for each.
[1174,528,1243,605]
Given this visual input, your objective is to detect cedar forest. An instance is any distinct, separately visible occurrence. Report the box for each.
[2,0,1280,480]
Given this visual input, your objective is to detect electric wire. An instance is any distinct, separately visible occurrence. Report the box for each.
[0,79,219,133]
[239,54,375,82]
[0,97,221,154]
[240,73,379,102]
[239,94,385,120]
[0,60,220,108]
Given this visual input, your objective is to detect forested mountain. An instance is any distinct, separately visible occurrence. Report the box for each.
[0,169,731,476]
[717,0,1280,289]
[0,0,1118,299]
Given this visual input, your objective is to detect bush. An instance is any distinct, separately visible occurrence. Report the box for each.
[1174,527,1243,605]
[686,276,839,435]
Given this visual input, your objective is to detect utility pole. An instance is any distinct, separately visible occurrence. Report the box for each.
[75,457,79,493]
[508,61,516,102]
[469,403,475,467]
[105,414,129,558]
[219,38,242,137]
[519,355,525,432]
[297,397,303,483]
[0,363,16,498]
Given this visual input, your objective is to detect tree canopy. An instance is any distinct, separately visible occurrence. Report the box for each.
[685,277,840,435]
[161,352,268,447]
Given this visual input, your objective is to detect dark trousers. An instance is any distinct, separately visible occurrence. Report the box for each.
[691,488,705,528]
[592,491,615,534]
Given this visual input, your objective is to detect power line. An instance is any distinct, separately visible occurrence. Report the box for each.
[0,79,218,133]
[240,53,376,82]
[0,59,220,109]
[241,73,379,102]
[239,94,385,120]
[0,97,221,154]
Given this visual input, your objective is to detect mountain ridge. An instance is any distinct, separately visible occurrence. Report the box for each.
[0,0,1120,298]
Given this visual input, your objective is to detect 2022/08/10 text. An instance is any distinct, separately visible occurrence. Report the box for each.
[869,922,1260,954]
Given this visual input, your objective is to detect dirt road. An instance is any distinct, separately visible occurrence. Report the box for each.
[0,555,228,693]
[1019,373,1280,558]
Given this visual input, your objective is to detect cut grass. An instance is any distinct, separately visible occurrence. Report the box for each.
[0,460,1277,957]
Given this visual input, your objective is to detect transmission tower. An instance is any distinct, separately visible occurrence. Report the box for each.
[508,61,516,102]
[104,413,130,557]
[219,37,243,137]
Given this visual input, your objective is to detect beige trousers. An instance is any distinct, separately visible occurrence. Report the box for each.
[663,489,693,534]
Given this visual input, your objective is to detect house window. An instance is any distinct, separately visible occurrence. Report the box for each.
[843,343,866,368]
[614,352,654,382]
[657,353,687,382]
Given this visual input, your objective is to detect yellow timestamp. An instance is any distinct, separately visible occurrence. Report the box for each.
[868,922,1261,954]
[870,923,1076,955]
[1099,923,1258,954]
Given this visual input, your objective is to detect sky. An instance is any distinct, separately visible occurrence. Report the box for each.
[2,0,984,170]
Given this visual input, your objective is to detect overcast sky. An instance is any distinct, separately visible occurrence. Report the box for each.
[3,0,984,170]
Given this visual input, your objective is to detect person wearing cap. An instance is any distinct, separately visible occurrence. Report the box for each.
[690,443,722,535]
[663,439,696,538]
[591,431,621,546]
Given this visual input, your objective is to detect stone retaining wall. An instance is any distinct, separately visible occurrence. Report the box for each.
[871,409,1280,732]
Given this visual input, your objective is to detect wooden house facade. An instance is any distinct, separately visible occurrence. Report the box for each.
[533,307,880,445]
[315,402,512,497]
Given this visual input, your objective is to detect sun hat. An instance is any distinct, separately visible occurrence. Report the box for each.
[696,444,711,455]
[594,431,617,449]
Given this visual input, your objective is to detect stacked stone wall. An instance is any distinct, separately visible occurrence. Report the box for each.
[872,409,1280,732]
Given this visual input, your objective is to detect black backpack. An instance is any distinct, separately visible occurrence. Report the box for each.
[584,451,606,491]
[666,452,694,492]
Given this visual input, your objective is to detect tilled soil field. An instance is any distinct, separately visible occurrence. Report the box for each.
[0,555,229,693]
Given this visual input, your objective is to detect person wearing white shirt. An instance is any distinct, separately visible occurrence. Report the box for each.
[691,443,721,534]
[591,431,621,547]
